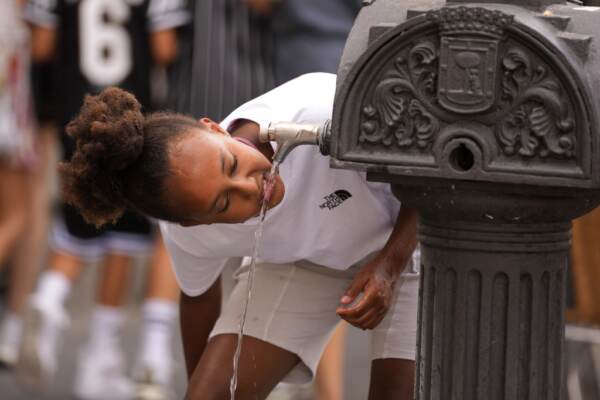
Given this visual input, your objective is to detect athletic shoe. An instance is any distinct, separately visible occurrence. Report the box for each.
[0,313,23,369]
[74,345,135,400]
[16,296,69,390]
[0,342,17,369]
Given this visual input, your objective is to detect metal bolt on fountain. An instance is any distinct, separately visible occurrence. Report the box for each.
[263,0,600,398]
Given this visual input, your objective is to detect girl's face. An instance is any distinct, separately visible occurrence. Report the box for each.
[166,119,285,226]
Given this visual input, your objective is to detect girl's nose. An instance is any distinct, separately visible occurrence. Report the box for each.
[231,175,260,197]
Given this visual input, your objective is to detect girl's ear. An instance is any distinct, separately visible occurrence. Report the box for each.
[199,117,230,136]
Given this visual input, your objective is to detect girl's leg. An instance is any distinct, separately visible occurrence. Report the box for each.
[187,334,301,400]
[188,261,354,400]
[314,322,347,400]
[368,359,415,400]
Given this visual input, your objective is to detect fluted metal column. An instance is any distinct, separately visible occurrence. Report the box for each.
[416,220,569,400]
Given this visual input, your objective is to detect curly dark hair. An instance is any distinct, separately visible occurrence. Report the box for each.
[60,87,199,227]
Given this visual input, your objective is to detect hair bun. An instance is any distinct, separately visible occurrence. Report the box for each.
[66,87,144,172]
[60,87,146,227]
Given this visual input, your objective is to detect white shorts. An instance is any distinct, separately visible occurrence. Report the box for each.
[210,258,419,384]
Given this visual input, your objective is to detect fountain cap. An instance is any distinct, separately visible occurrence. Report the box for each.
[330,0,600,195]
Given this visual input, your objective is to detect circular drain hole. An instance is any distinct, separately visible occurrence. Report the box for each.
[449,143,474,172]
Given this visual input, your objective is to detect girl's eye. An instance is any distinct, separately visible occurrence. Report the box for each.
[220,193,230,214]
[231,155,238,175]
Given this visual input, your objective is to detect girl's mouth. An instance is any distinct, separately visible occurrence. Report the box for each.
[261,171,276,204]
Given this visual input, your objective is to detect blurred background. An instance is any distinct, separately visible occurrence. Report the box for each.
[1,0,600,399]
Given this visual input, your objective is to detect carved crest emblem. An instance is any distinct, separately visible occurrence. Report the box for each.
[430,7,514,114]
[438,37,498,114]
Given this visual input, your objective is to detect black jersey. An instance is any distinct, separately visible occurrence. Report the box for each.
[24,0,190,126]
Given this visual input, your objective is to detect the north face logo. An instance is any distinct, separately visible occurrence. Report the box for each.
[319,190,352,210]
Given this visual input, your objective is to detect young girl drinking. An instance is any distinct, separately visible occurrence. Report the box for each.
[61,72,419,400]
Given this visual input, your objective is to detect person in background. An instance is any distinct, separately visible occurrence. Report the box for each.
[246,1,362,399]
[247,0,361,84]
[0,0,40,370]
[18,1,189,399]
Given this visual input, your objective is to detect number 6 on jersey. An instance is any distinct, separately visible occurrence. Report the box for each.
[79,0,132,86]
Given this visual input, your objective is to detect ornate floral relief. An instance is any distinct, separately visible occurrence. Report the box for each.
[357,7,577,162]
[359,41,440,149]
[408,42,438,98]
[497,47,576,159]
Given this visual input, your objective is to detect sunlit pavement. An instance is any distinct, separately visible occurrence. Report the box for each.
[0,259,371,400]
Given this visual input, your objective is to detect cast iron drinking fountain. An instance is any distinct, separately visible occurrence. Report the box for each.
[261,0,600,398]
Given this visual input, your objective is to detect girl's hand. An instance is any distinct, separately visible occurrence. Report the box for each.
[336,207,418,330]
[336,259,397,330]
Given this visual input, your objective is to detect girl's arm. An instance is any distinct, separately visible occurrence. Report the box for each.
[179,276,222,378]
[336,207,418,330]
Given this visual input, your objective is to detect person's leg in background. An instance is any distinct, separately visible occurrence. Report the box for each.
[17,248,84,389]
[0,123,56,368]
[73,211,154,400]
[0,166,33,368]
[0,0,59,374]
[73,251,134,400]
[17,202,105,390]
[133,234,180,400]
[0,167,29,267]
[72,208,158,400]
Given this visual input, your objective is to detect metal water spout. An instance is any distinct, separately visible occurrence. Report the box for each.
[259,120,331,164]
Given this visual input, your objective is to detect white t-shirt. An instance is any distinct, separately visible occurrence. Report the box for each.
[160,73,401,296]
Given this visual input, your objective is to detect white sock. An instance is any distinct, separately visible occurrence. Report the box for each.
[0,312,23,348]
[136,299,177,382]
[86,306,125,353]
[35,270,72,307]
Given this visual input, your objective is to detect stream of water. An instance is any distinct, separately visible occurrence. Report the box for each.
[229,160,281,400]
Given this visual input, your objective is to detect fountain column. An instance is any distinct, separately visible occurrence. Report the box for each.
[327,0,600,398]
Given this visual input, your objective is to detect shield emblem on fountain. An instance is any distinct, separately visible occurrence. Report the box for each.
[438,36,499,114]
